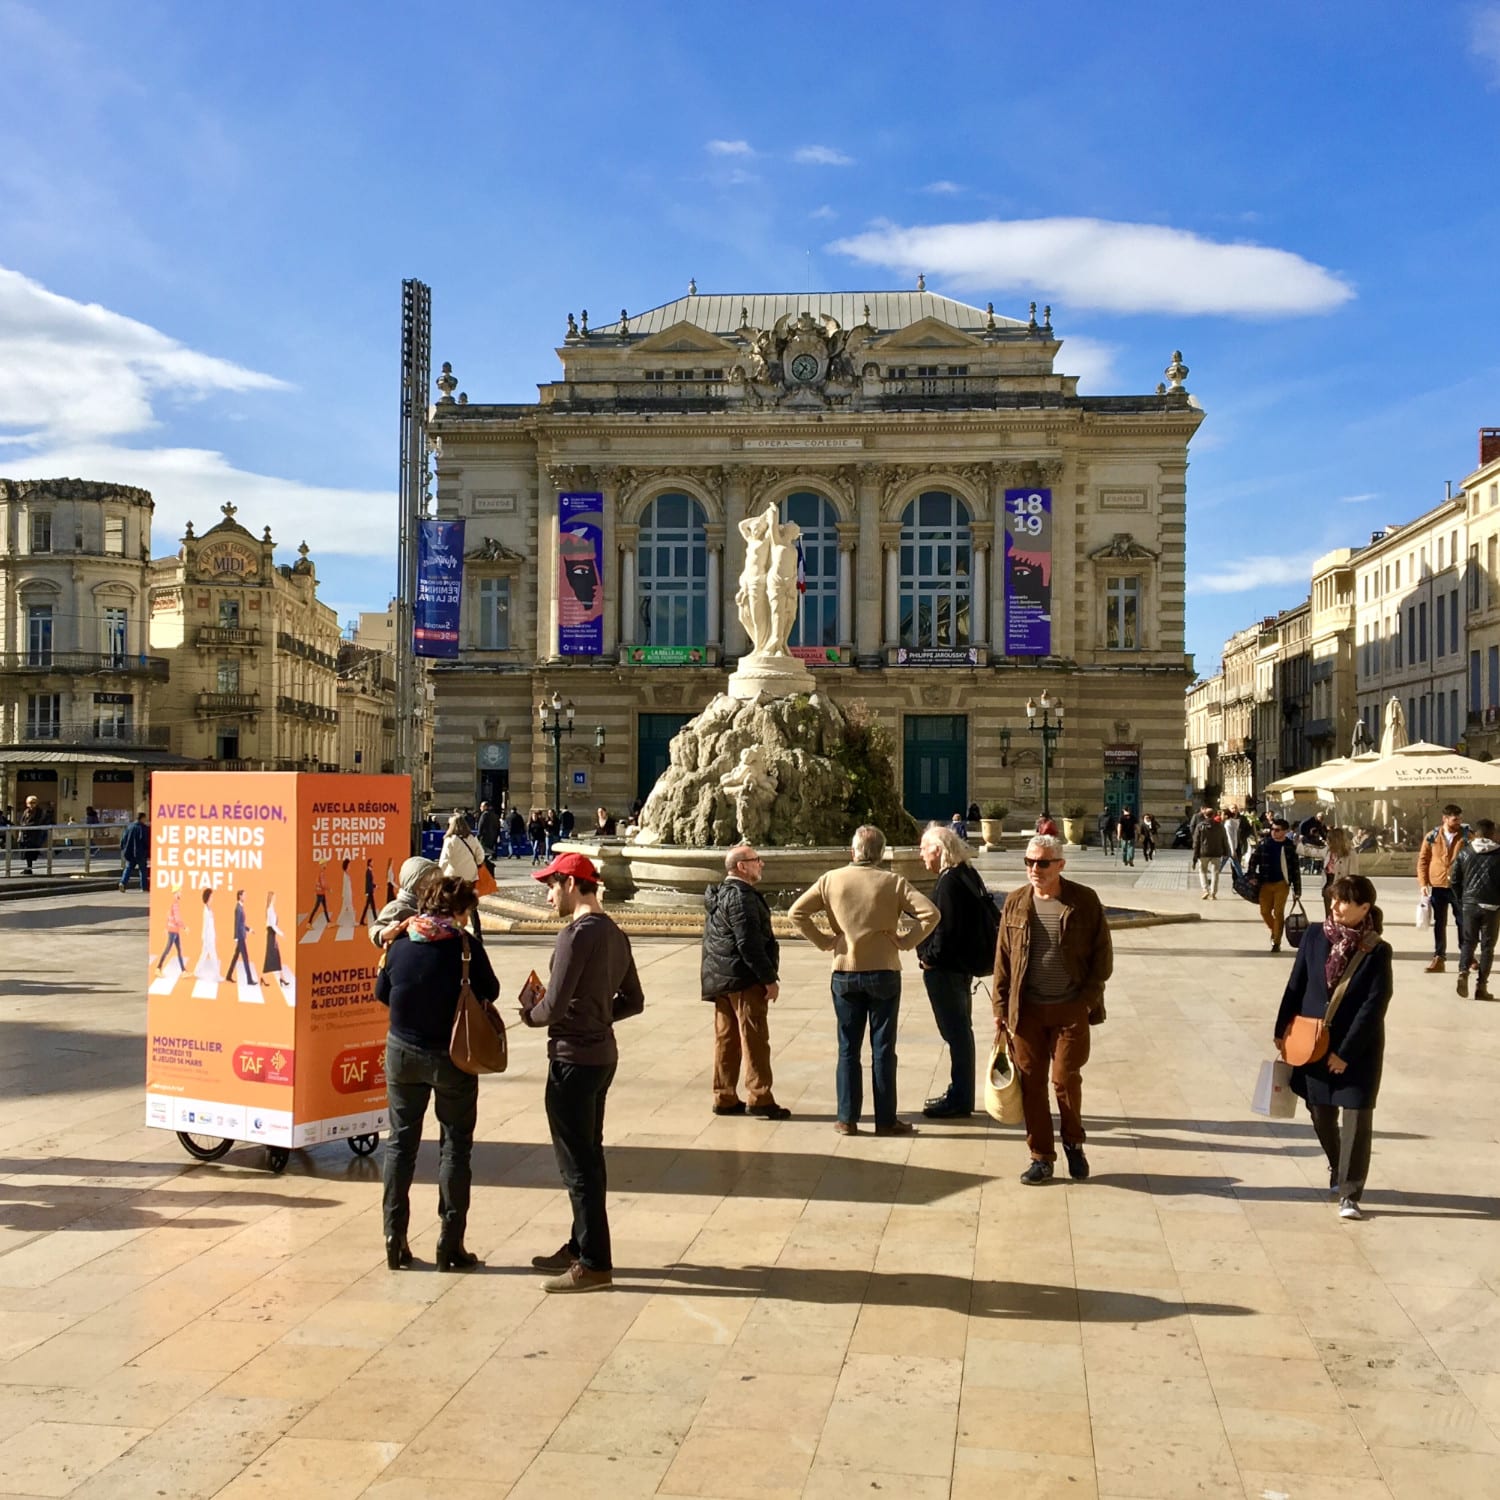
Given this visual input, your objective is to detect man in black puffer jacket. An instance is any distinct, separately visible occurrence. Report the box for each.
[702,845,788,1119]
[1452,818,1500,1001]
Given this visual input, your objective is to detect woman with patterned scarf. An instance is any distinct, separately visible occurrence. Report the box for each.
[376,876,498,1271]
[1274,873,1393,1220]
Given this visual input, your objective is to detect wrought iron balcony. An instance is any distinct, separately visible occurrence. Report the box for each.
[196,690,261,715]
[276,694,337,725]
[0,650,168,680]
[194,626,262,648]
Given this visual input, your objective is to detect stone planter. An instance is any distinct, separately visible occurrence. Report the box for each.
[1062,818,1086,847]
[980,817,1006,851]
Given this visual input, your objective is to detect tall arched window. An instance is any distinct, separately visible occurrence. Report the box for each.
[899,491,971,648]
[780,491,839,648]
[637,492,707,647]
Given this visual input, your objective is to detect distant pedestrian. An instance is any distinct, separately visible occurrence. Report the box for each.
[1036,812,1060,839]
[1417,804,1469,974]
[1098,807,1116,855]
[1451,819,1500,1001]
[508,806,526,857]
[18,796,44,876]
[1116,806,1137,866]
[118,810,149,892]
[559,806,576,839]
[476,801,501,869]
[1140,812,1158,862]
[595,806,617,837]
[1192,813,1229,900]
[949,810,968,841]
[1249,817,1301,953]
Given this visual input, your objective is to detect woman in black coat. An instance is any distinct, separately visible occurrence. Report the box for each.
[1274,873,1392,1221]
[375,876,498,1271]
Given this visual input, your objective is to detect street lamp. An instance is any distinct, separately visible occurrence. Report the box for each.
[1025,689,1064,818]
[537,692,575,811]
[997,724,1012,768]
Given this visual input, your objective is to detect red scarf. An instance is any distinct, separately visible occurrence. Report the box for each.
[1322,912,1372,991]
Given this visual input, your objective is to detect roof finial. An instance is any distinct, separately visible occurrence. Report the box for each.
[436,362,457,403]
[566,312,578,340]
[985,301,996,330]
[298,540,310,559]
[739,304,750,329]
[916,272,926,292]
[1028,301,1038,331]
[457,392,467,405]
[263,525,273,541]
[184,520,195,539]
[221,501,237,520]
[618,308,629,336]
[688,276,697,295]
[1165,350,1188,392]
[862,301,872,324]
[1042,304,1052,332]
[579,309,589,338]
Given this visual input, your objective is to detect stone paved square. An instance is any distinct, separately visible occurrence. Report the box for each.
[2,847,1499,1497]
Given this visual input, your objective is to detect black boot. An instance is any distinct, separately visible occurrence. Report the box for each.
[436,1220,480,1272]
[384,1236,413,1270]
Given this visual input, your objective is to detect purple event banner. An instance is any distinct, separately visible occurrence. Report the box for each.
[558,492,604,656]
[413,518,465,658]
[1003,487,1052,656]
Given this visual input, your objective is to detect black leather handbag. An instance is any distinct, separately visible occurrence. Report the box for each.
[1283,896,1310,949]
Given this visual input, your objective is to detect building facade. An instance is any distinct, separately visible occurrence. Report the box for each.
[336,642,396,776]
[424,288,1203,823]
[1185,671,1224,804]
[1218,623,1262,808]
[1351,496,1468,749]
[1460,431,1500,758]
[0,477,178,819]
[1307,548,1359,761]
[148,507,342,771]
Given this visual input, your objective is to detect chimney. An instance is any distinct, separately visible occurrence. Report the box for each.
[1483,428,1500,467]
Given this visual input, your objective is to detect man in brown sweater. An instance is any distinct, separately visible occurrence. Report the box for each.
[993,834,1112,1184]
[522,851,644,1292]
[790,825,939,1136]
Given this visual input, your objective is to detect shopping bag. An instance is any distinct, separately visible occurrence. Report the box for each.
[1230,859,1261,904]
[473,863,497,897]
[1415,894,1432,930]
[1284,896,1310,950]
[1250,1058,1296,1119]
[984,1036,1025,1125]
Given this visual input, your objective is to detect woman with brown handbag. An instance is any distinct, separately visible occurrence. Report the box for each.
[1273,873,1393,1221]
[375,876,499,1271]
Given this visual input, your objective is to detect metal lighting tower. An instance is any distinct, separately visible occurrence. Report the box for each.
[1025,689,1064,818]
[396,279,431,826]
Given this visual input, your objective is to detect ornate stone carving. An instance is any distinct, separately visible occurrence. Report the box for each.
[726,504,814,702]
[465,537,525,563]
[719,746,777,845]
[994,459,1065,488]
[1088,532,1159,563]
[879,463,923,509]
[547,463,599,491]
[729,310,877,409]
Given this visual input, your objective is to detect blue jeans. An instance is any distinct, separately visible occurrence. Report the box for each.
[831,970,901,1126]
[1120,837,1136,865]
[120,859,147,890]
[921,968,975,1110]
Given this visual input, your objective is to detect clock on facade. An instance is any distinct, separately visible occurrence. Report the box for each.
[789,352,820,383]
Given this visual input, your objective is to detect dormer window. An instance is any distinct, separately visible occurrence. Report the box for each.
[673,369,693,381]
[644,369,666,382]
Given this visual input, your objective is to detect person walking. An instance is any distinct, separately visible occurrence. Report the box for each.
[1417,803,1470,974]
[1321,827,1359,916]
[916,824,998,1118]
[1274,873,1392,1220]
[376,875,496,1271]
[1249,817,1302,953]
[1116,806,1137,866]
[476,801,501,870]
[789,825,940,1137]
[1222,807,1249,867]
[224,891,254,983]
[18,796,45,876]
[559,806,576,840]
[1451,819,1500,1001]
[1140,812,1158,862]
[118,810,149,892]
[507,806,527,858]
[1192,811,1230,900]
[523,852,644,1293]
[992,833,1113,1183]
[1098,807,1116,856]
[701,845,788,1119]
[439,814,484,884]
[528,809,547,864]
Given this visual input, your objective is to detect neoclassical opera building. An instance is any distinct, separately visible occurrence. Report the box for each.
[425,286,1202,824]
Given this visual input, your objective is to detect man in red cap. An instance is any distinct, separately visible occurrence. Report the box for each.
[521,851,643,1292]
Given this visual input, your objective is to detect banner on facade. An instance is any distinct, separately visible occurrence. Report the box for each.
[558,492,605,656]
[1003,487,1052,656]
[627,645,705,665]
[414,519,465,658]
[896,647,979,666]
[145,772,410,1149]
[790,646,841,667]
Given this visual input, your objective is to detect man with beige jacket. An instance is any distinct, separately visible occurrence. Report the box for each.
[790,825,940,1136]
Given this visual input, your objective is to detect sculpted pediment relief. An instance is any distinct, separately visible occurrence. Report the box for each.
[878,316,987,351]
[465,537,526,564]
[633,320,739,356]
[1087,532,1159,563]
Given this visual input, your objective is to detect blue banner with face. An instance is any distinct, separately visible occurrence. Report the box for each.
[1004,487,1052,655]
[558,492,605,656]
[414,519,465,658]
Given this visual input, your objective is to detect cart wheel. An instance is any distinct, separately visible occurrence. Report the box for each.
[177,1131,234,1162]
[349,1133,379,1157]
[265,1146,291,1173]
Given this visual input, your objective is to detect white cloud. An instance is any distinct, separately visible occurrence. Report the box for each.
[923,180,964,195]
[1337,491,1379,505]
[706,138,754,156]
[1471,5,1500,85]
[1189,550,1326,595]
[809,204,837,221]
[794,145,854,166]
[828,217,1355,317]
[1057,335,1120,393]
[0,264,287,443]
[6,440,395,560]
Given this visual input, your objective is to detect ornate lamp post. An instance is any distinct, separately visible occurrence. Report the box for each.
[537,692,575,812]
[1025,689,1064,818]
[997,724,1012,767]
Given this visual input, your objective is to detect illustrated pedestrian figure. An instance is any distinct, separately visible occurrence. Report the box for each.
[225,890,255,983]
[359,858,378,924]
[193,889,221,985]
[261,891,287,983]
[157,886,186,973]
[306,861,332,926]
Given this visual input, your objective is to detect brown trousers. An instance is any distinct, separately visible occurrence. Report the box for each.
[712,986,775,1107]
[1258,880,1290,942]
[1009,999,1092,1162]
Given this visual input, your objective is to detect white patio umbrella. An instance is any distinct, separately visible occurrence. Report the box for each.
[1264,754,1377,800]
[1378,696,1409,756]
[1314,741,1500,797]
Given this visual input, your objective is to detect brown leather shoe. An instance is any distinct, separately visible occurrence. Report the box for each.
[874,1120,915,1137]
[1425,956,1446,973]
[834,1120,860,1136]
[542,1263,612,1293]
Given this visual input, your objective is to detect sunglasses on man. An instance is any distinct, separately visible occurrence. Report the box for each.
[1023,857,1057,868]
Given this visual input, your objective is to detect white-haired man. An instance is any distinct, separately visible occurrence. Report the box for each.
[790,825,939,1136]
[993,833,1113,1183]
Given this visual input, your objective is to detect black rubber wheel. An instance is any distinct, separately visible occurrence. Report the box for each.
[176,1131,234,1162]
[266,1146,291,1173]
[349,1133,379,1157]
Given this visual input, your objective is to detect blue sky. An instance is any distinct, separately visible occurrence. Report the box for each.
[3,1,1499,670]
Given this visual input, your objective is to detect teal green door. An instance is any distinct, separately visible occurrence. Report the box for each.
[903,715,968,824]
[637,714,693,806]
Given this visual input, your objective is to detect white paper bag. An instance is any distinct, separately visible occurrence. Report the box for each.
[1415,894,1432,930]
[1251,1058,1296,1119]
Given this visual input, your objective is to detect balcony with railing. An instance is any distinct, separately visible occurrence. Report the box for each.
[194,625,262,648]
[0,650,169,680]
[196,690,261,716]
[277,694,337,725]
[276,633,338,672]
[8,719,158,749]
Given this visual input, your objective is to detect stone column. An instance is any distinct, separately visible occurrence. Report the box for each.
[537,459,557,661]
[881,522,902,648]
[969,520,993,648]
[836,522,857,649]
[617,524,638,649]
[855,468,882,662]
[704,524,724,648]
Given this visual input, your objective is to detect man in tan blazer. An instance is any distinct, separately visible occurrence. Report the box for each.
[790,825,939,1136]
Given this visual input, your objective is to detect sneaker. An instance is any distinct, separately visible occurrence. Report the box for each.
[530,1244,577,1271]
[1426,956,1446,973]
[874,1119,915,1137]
[1271,941,1282,953]
[1201,891,1210,900]
[1063,1144,1090,1180]
[542,1263,612,1293]
[1339,1198,1364,1221]
[1020,1159,1055,1185]
[1458,972,1470,998]
[747,1102,791,1120]
[834,1120,860,1136]
[712,1101,747,1116]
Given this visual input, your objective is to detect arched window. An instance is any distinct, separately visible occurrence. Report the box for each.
[899,491,971,648]
[637,493,707,647]
[780,492,839,648]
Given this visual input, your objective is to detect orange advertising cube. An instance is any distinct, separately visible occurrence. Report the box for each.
[145,772,411,1149]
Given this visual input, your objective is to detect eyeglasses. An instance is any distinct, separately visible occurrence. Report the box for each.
[1023,857,1057,868]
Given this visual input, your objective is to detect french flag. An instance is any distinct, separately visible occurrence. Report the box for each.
[795,536,807,595]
